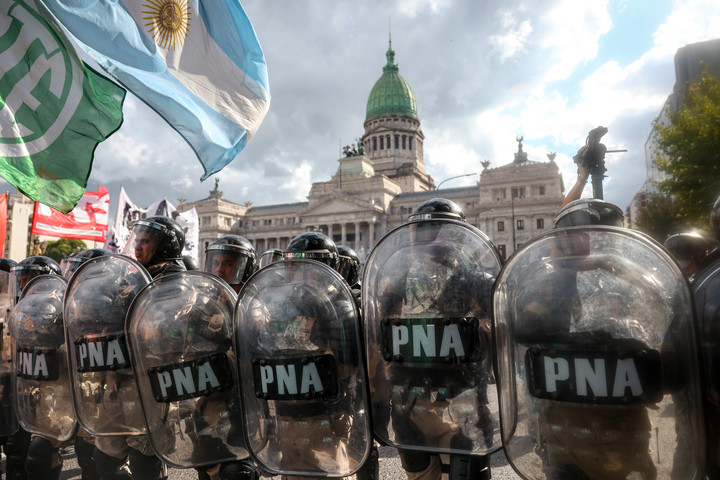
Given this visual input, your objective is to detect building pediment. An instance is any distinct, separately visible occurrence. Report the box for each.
[301,193,381,217]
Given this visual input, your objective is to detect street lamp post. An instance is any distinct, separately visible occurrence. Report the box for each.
[435,173,478,192]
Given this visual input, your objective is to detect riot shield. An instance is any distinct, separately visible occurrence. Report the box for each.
[362,218,503,456]
[63,254,152,436]
[234,259,371,477]
[494,226,704,480]
[9,275,76,441]
[0,269,18,437]
[692,258,720,477]
[127,271,249,468]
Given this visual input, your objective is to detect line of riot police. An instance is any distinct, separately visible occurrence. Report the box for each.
[1,184,720,480]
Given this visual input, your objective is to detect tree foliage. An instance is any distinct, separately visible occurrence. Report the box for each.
[654,67,720,229]
[634,192,687,243]
[43,238,87,263]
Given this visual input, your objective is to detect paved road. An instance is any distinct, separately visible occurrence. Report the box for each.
[52,444,524,479]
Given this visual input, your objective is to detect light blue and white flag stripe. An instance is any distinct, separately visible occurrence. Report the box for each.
[39,0,270,180]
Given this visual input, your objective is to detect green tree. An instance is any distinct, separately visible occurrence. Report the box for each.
[654,67,720,229]
[43,238,87,263]
[635,192,687,243]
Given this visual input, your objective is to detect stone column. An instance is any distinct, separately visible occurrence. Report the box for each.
[354,221,361,250]
[368,222,375,250]
[341,224,347,245]
[328,224,334,242]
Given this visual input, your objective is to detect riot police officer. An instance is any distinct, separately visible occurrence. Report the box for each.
[691,194,720,478]
[92,216,187,480]
[0,257,27,480]
[234,232,371,480]
[192,234,261,480]
[204,234,257,293]
[8,256,68,479]
[61,249,110,480]
[496,198,704,480]
[123,215,187,278]
[363,198,501,480]
[664,232,712,280]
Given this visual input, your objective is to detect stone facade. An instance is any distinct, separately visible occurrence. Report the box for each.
[178,44,565,266]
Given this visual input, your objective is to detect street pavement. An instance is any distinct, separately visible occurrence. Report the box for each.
[51,444,524,479]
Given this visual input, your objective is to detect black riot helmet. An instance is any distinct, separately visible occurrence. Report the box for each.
[553,198,624,228]
[284,232,339,270]
[336,245,360,286]
[204,234,256,287]
[10,256,61,306]
[123,215,185,266]
[60,248,108,279]
[0,258,17,274]
[408,197,465,222]
[711,196,720,243]
[259,249,283,269]
[664,232,712,271]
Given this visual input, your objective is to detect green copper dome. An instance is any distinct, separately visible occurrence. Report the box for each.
[365,42,417,121]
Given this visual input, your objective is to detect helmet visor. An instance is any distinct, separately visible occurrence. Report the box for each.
[259,250,283,269]
[9,265,46,307]
[122,221,164,265]
[205,248,251,285]
[60,257,86,279]
[337,256,358,285]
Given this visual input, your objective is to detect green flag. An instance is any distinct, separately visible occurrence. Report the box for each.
[0,0,124,213]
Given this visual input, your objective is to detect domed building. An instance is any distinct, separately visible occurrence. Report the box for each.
[179,40,565,263]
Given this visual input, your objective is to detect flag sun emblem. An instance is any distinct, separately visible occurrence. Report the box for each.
[142,0,191,50]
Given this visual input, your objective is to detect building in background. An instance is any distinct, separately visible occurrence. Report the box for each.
[3,193,34,261]
[179,40,564,265]
[644,38,720,194]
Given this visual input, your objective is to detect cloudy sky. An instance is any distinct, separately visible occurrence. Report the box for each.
[6,0,720,220]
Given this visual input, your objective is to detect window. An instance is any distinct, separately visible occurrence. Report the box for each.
[512,187,525,198]
[536,218,544,229]
[409,137,413,150]
[517,219,524,230]
[498,244,506,259]
[497,221,505,232]
[380,137,384,150]
[539,185,546,195]
[395,135,399,149]
[402,136,406,149]
[373,137,377,151]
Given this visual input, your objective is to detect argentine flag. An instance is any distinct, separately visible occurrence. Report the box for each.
[39,0,270,180]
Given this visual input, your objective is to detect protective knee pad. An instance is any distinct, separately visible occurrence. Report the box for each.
[94,447,131,480]
[398,448,431,473]
[219,458,260,480]
[25,436,59,479]
[449,454,490,480]
[128,450,163,480]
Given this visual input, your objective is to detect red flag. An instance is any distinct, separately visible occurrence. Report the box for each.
[0,194,7,256]
[31,187,109,242]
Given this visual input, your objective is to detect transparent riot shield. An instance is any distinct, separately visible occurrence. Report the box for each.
[495,226,705,480]
[127,271,249,468]
[0,269,18,437]
[234,259,371,477]
[362,218,503,457]
[692,258,720,477]
[63,254,152,436]
[9,275,76,441]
